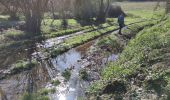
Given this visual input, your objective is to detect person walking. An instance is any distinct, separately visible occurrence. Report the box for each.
[117,13,125,35]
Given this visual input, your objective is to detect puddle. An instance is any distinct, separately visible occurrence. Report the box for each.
[47,41,94,100]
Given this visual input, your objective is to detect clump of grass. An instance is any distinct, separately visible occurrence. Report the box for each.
[39,88,50,96]
[79,69,88,80]
[50,48,65,58]
[51,80,61,86]
[62,69,71,81]
[97,36,122,53]
[41,26,52,34]
[50,88,56,94]
[3,28,26,40]
[12,60,37,74]
[21,92,50,100]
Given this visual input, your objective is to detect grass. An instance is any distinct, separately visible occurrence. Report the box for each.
[20,88,56,100]
[88,16,170,99]
[79,69,88,80]
[12,60,37,74]
[3,28,26,40]
[43,21,116,38]
[51,80,61,86]
[62,69,71,81]
[21,93,49,100]
[117,1,165,11]
[50,17,158,58]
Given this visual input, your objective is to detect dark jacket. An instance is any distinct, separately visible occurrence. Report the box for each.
[118,14,124,25]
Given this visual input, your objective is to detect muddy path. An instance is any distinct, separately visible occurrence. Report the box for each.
[42,24,115,49]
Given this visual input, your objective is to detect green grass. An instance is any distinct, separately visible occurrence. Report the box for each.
[0,15,9,21]
[3,28,26,40]
[62,69,71,81]
[50,17,158,58]
[20,87,57,100]
[43,21,116,38]
[88,16,170,98]
[102,18,168,79]
[51,80,61,86]
[12,60,37,74]
[79,69,88,80]
[21,93,49,100]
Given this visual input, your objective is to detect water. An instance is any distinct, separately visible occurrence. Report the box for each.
[47,47,91,100]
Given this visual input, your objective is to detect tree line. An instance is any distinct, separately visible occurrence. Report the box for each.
[0,0,169,34]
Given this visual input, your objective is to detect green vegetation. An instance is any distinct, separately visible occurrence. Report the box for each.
[12,60,37,74]
[50,18,158,58]
[79,69,88,80]
[21,92,49,100]
[62,69,71,81]
[4,28,26,40]
[88,16,170,99]
[20,88,56,100]
[51,80,61,86]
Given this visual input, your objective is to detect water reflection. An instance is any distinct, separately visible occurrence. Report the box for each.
[51,49,82,72]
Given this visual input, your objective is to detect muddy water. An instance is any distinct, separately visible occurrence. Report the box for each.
[47,41,94,100]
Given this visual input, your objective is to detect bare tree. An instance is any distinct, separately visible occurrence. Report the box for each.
[18,0,49,34]
[74,0,96,20]
[96,0,111,23]
[0,0,19,20]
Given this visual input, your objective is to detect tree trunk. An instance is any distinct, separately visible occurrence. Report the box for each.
[166,0,170,13]
[25,12,42,34]
[9,11,18,20]
[97,0,106,23]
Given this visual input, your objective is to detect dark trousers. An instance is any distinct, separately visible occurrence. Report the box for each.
[119,24,124,34]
